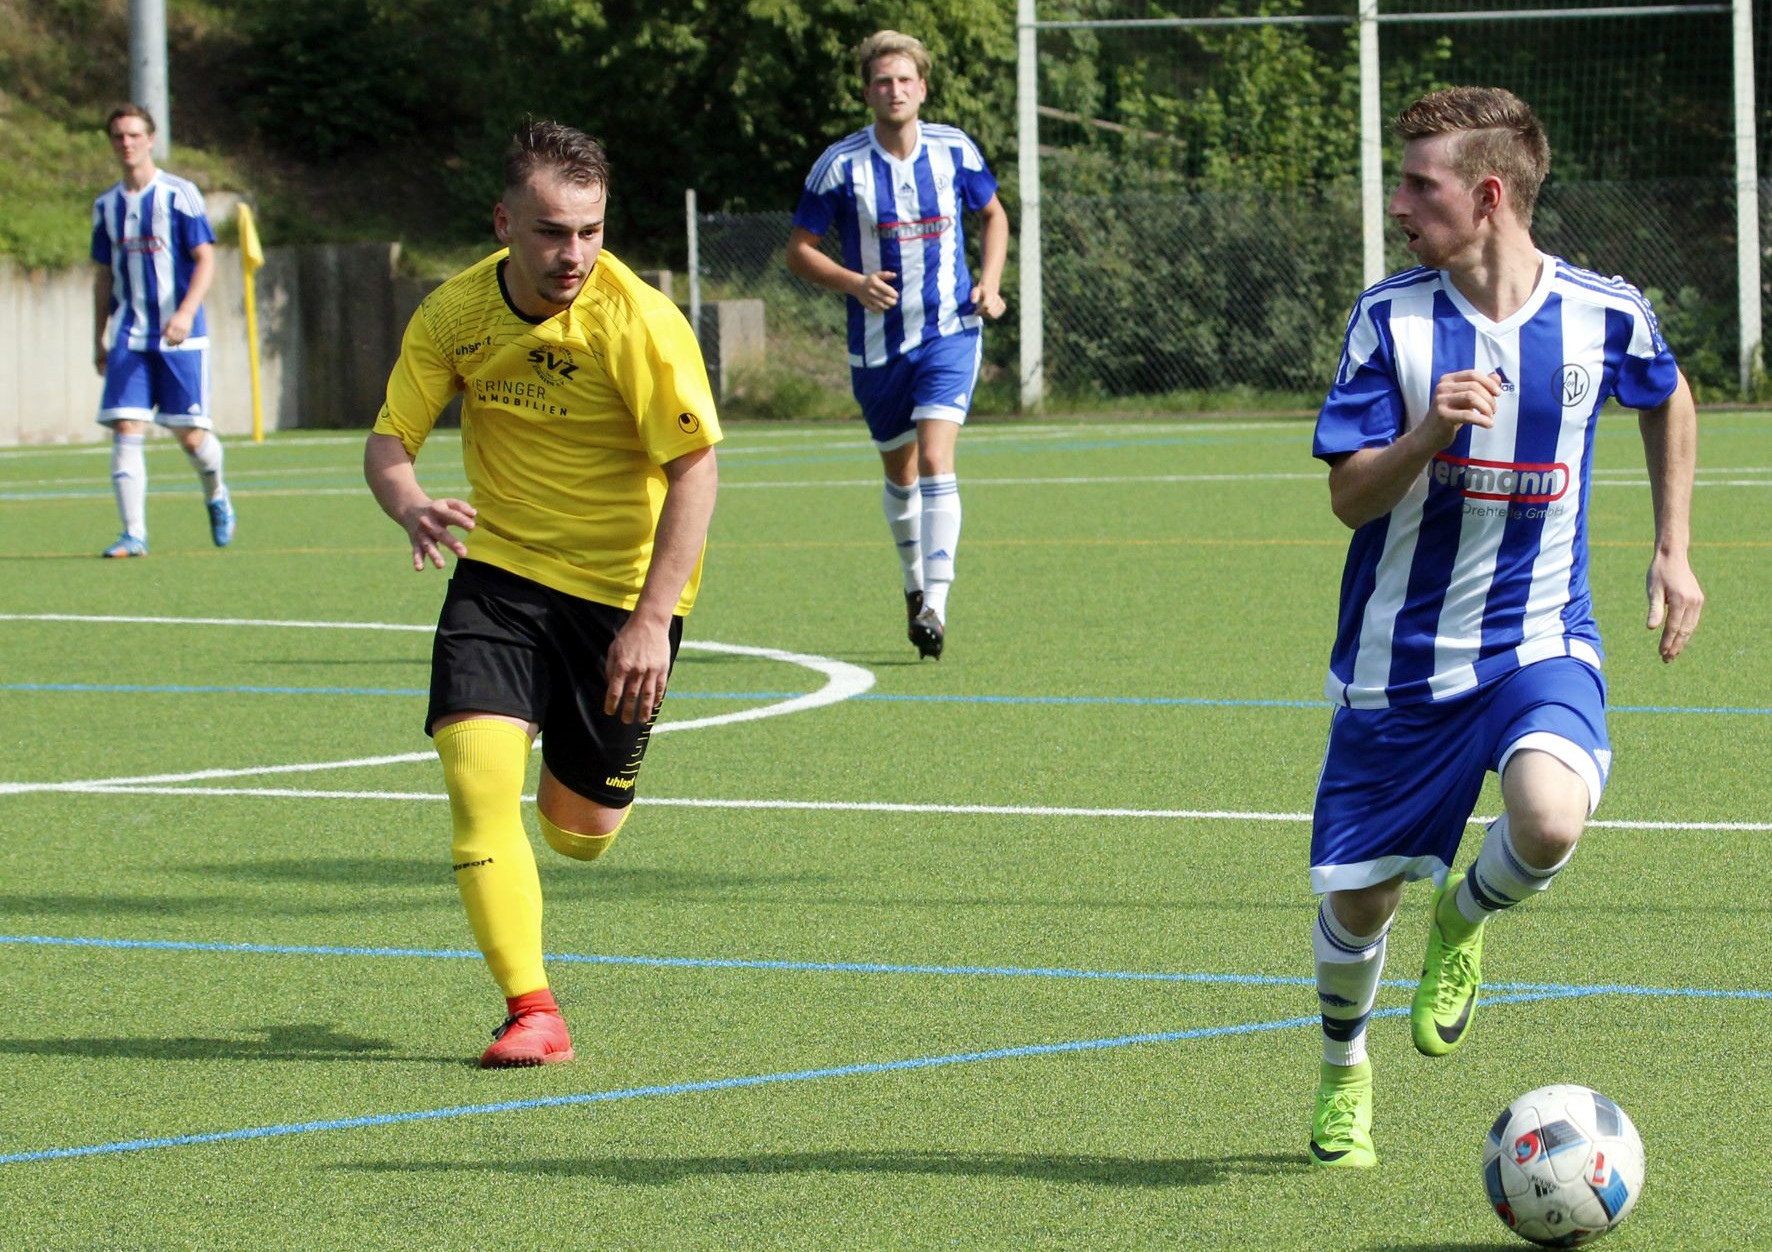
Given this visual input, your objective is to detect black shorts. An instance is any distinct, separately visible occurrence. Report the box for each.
[426,559,683,808]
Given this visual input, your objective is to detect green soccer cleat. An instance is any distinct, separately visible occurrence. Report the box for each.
[1309,1059,1375,1168]
[1412,871,1485,1057]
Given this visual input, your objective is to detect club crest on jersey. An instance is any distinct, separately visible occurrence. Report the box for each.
[1431,453,1571,503]
[1555,364,1593,408]
[528,348,579,385]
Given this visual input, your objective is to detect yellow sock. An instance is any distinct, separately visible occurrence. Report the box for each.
[435,719,547,998]
[539,808,626,862]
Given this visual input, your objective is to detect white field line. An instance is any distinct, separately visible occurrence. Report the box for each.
[0,616,872,794]
[10,780,1769,832]
[4,614,1766,832]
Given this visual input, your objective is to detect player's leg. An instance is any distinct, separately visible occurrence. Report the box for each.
[1417,660,1608,1053]
[912,417,961,632]
[427,561,570,1067]
[877,440,926,636]
[1310,701,1487,1165]
[854,359,933,653]
[1310,878,1398,1168]
[906,330,981,634]
[534,593,682,860]
[156,350,235,546]
[97,347,153,556]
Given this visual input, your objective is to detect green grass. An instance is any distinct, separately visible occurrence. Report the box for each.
[1,415,1769,1249]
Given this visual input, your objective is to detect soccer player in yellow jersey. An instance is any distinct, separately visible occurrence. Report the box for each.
[365,120,721,1068]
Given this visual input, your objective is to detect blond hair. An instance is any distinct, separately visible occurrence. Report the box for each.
[855,30,931,85]
[1394,87,1551,225]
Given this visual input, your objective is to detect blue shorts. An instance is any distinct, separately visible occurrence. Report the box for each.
[1310,657,1610,895]
[851,330,983,450]
[97,343,211,428]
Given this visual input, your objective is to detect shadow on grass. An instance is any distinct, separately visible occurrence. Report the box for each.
[351,1148,1302,1186]
[0,1022,417,1062]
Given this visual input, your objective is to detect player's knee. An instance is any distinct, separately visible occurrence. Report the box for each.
[435,718,532,834]
[538,808,627,862]
[1329,876,1403,936]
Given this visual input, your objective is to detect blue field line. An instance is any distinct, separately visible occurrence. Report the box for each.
[2,984,1736,1168]
[3,681,1765,717]
[7,935,1770,1005]
[0,1014,1327,1165]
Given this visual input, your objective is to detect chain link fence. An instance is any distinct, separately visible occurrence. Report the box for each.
[692,174,1751,414]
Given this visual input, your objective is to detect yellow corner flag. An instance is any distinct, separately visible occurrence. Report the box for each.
[237,203,266,442]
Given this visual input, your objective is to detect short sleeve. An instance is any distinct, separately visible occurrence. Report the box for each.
[1314,300,1404,460]
[371,305,458,456]
[610,302,724,465]
[91,202,111,267]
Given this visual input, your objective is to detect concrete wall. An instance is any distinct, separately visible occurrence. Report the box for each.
[2,250,761,446]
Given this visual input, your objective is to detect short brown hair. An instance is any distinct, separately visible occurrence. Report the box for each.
[1394,87,1551,225]
[105,104,156,136]
[502,119,610,195]
[856,30,931,85]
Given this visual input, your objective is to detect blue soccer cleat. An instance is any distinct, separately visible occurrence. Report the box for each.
[207,489,237,547]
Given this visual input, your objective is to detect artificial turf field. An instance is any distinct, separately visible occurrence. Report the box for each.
[1,414,1768,1250]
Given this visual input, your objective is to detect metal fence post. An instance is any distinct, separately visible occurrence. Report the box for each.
[686,187,701,345]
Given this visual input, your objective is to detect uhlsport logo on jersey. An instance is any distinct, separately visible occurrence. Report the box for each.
[1431,453,1571,503]
[527,347,579,385]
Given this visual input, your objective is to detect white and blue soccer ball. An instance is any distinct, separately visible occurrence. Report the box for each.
[1482,1083,1645,1247]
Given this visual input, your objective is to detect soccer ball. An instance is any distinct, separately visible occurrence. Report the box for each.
[1482,1084,1645,1247]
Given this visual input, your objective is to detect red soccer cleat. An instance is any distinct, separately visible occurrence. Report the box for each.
[479,989,575,1068]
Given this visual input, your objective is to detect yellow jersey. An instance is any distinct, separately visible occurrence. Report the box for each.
[374,249,721,613]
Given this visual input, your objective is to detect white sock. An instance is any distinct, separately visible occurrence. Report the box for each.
[1454,813,1573,925]
[1314,900,1389,1067]
[111,431,147,541]
[185,431,226,501]
[883,478,922,594]
[919,473,960,621]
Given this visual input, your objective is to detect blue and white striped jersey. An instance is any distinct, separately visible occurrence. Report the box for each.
[793,122,998,368]
[1314,255,1679,708]
[91,172,216,353]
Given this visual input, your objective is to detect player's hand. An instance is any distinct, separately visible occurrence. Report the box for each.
[1645,553,1704,662]
[401,497,475,571]
[94,344,108,375]
[971,284,1006,319]
[162,309,195,347]
[603,618,670,725]
[853,270,899,312]
[1427,369,1502,444]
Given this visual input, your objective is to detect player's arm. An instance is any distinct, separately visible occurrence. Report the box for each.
[603,445,719,724]
[1326,369,1502,528]
[363,432,477,572]
[970,194,1008,319]
[785,226,898,312]
[1638,370,1703,661]
[92,264,111,373]
[163,241,214,347]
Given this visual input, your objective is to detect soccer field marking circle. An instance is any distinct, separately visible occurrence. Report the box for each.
[0,615,873,794]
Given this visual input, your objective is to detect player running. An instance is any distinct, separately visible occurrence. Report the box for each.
[786,29,1008,659]
[1306,87,1703,1168]
[365,120,721,1068]
[91,104,236,557]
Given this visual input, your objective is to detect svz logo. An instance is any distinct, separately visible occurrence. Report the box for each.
[528,348,579,385]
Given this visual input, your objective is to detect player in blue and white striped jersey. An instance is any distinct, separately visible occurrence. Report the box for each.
[787,30,1008,660]
[1305,88,1704,1170]
[90,104,235,558]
